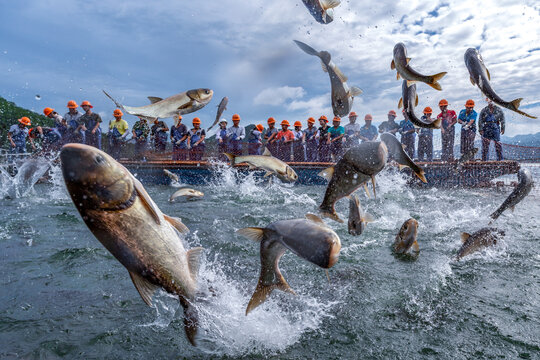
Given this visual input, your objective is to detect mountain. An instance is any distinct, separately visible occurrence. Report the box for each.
[501,132,540,147]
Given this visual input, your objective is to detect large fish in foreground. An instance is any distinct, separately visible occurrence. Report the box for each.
[490,168,534,220]
[392,218,419,256]
[237,214,341,314]
[456,228,505,260]
[294,40,362,117]
[224,147,298,183]
[103,88,213,119]
[398,80,442,129]
[207,96,228,131]
[391,43,447,91]
[301,0,341,24]
[380,133,427,183]
[464,48,537,119]
[60,144,202,345]
[348,194,374,236]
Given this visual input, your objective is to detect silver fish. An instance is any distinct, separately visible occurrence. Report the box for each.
[301,0,341,24]
[207,97,228,131]
[163,169,179,183]
[294,40,362,117]
[392,218,419,256]
[348,194,374,236]
[464,48,537,119]
[103,88,213,119]
[391,43,447,90]
[60,144,202,345]
[398,80,442,129]
[456,228,505,260]
[380,132,427,183]
[224,147,298,183]
[490,168,534,220]
[170,188,204,202]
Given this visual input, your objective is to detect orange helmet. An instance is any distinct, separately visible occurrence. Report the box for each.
[177,115,183,120]
[281,120,290,126]
[307,117,315,124]
[423,107,433,114]
[256,124,264,132]
[294,121,302,127]
[192,117,201,124]
[18,117,31,126]
[67,100,78,108]
[80,100,93,108]
[365,114,373,121]
[349,111,357,117]
[113,109,123,116]
[43,107,54,116]
[465,99,475,107]
[232,114,241,121]
[388,110,397,116]
[439,99,449,106]
[319,115,328,122]
[28,128,36,138]
[267,117,276,124]
[333,116,341,122]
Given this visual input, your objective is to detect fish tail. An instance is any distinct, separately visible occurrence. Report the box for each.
[510,98,523,111]
[415,168,427,183]
[319,206,344,223]
[489,210,501,221]
[102,90,126,113]
[224,152,236,166]
[246,272,295,315]
[181,298,199,346]
[428,72,447,91]
[432,117,442,129]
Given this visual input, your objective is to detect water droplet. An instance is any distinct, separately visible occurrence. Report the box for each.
[35,95,41,100]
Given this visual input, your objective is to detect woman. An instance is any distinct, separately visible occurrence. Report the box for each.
[317,115,331,162]
[292,121,305,162]
[248,124,264,155]
[303,117,318,162]
[264,117,278,157]
[188,117,206,161]
[170,115,189,160]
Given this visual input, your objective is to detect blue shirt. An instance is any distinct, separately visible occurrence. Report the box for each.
[399,120,416,137]
[458,109,477,132]
[419,116,433,137]
[359,124,378,142]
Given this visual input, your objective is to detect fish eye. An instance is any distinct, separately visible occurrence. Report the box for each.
[95,155,105,164]
[205,90,210,95]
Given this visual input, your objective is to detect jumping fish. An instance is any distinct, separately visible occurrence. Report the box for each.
[207,97,228,131]
[464,48,537,119]
[456,228,505,260]
[237,214,341,314]
[391,43,447,91]
[319,141,388,222]
[301,0,341,24]
[398,80,442,129]
[60,144,202,345]
[163,169,179,183]
[348,194,374,236]
[224,147,298,183]
[294,40,362,117]
[490,168,534,220]
[170,188,204,202]
[380,132,427,183]
[392,218,419,256]
[103,88,213,119]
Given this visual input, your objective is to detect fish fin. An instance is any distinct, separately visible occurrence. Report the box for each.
[398,98,403,109]
[320,0,341,10]
[398,164,408,171]
[293,40,320,57]
[181,299,198,346]
[428,72,447,91]
[246,276,295,315]
[510,206,515,212]
[411,241,420,252]
[415,94,419,107]
[262,147,272,156]
[318,166,335,180]
[371,175,377,199]
[319,209,344,223]
[236,227,265,242]
[406,57,411,64]
[133,178,161,225]
[263,171,274,178]
[248,164,257,170]
[415,169,427,183]
[363,183,371,198]
[320,59,329,73]
[391,59,395,70]
[396,71,400,80]
[486,68,491,81]
[163,214,190,235]
[325,269,330,283]
[461,232,470,243]
[177,101,194,110]
[333,65,348,83]
[129,271,158,307]
[470,76,476,86]
[510,98,522,110]
[363,212,375,223]
[187,247,204,282]
[305,213,326,225]
[147,96,163,104]
[224,152,236,166]
[349,86,363,97]
[406,80,417,87]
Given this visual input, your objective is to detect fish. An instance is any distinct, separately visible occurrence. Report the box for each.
[236,213,341,314]
[294,40,363,117]
[380,132,427,183]
[453,147,478,174]
[60,144,202,345]
[163,169,179,183]
[490,168,534,220]
[392,218,419,256]
[398,80,442,129]
[170,188,204,202]
[207,97,228,131]
[391,43,447,91]
[348,194,374,236]
[224,147,298,183]
[464,48,537,119]
[301,0,341,24]
[103,88,213,119]
[456,227,505,260]
[319,141,388,222]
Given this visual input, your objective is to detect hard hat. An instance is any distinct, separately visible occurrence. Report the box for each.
[219,118,227,124]
[423,107,433,114]
[192,117,201,124]
[333,116,341,122]
[232,114,241,121]
[281,120,290,126]
[465,99,475,107]
[67,100,78,108]
[439,99,449,106]
[256,124,264,132]
[364,114,373,121]
[294,121,302,127]
[319,115,328,122]
[113,109,123,116]
[349,111,357,117]
[43,107,54,116]
[388,110,397,116]
[18,117,31,126]
[307,117,315,124]
[80,100,93,108]
[177,115,183,120]
[267,117,276,124]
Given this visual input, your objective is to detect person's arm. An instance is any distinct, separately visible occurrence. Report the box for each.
[29,136,36,150]
[133,129,137,139]
[268,131,277,143]
[326,132,331,144]
[499,109,505,135]
[91,116,101,134]
[478,110,485,136]
[466,113,476,127]
[121,122,129,138]
[238,127,245,140]
[332,130,345,142]
[8,131,15,147]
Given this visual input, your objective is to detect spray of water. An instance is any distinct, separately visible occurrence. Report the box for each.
[0,157,52,199]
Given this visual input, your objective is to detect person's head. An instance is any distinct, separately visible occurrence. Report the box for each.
[280,120,290,130]
[465,99,475,112]
[364,114,373,125]
[267,117,276,128]
[67,100,78,113]
[192,117,201,129]
[307,117,315,127]
[232,114,240,126]
[423,107,432,118]
[348,111,357,123]
[219,119,228,128]
[174,115,182,126]
[113,109,123,120]
[332,117,341,127]
[294,121,302,130]
[138,116,147,123]
[81,100,93,113]
[319,115,328,126]
[43,107,55,118]
[153,118,159,124]
[18,116,31,128]
[388,110,397,121]
[486,97,494,109]
[439,99,449,112]
[256,124,264,132]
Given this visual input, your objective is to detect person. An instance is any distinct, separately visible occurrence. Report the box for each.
[132,116,150,160]
[215,119,229,160]
[317,115,331,162]
[292,121,305,161]
[226,114,245,156]
[151,118,169,152]
[275,120,294,161]
[328,116,345,160]
[458,99,477,156]
[479,98,505,161]
[344,111,361,149]
[108,109,129,159]
[80,100,102,149]
[43,107,67,142]
[399,110,416,158]
[264,117,279,156]
[8,117,35,154]
[417,107,434,161]
[28,126,62,154]
[170,115,189,160]
[378,110,400,135]
[359,114,378,142]
[188,117,206,161]
[437,99,457,161]
[247,124,264,155]
[303,117,318,162]
[64,100,85,143]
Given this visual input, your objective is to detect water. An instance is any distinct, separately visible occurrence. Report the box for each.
[0,164,539,359]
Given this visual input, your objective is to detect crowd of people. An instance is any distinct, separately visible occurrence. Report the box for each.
[6,98,507,163]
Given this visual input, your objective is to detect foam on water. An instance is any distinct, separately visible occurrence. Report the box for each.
[0,158,51,199]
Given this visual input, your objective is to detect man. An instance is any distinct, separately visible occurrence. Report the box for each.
[43,107,67,142]
[64,100,85,143]
[399,110,416,159]
[226,114,245,156]
[264,117,278,156]
[344,111,361,149]
[458,99,477,156]
[303,117,318,162]
[437,99,457,161]
[8,117,35,154]
[170,115,188,160]
[328,117,345,160]
[479,98,505,161]
[417,107,434,161]
[151,118,169,152]
[359,114,378,142]
[28,126,62,154]
[132,116,150,160]
[108,109,129,159]
[275,120,295,161]
[378,110,400,135]
[215,119,229,161]
[316,115,331,162]
[80,100,102,149]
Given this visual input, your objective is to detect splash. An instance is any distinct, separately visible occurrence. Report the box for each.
[0,157,52,199]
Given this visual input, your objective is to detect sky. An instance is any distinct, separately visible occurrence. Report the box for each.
[1,0,539,138]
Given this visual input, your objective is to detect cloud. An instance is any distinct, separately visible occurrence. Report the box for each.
[253,86,306,106]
